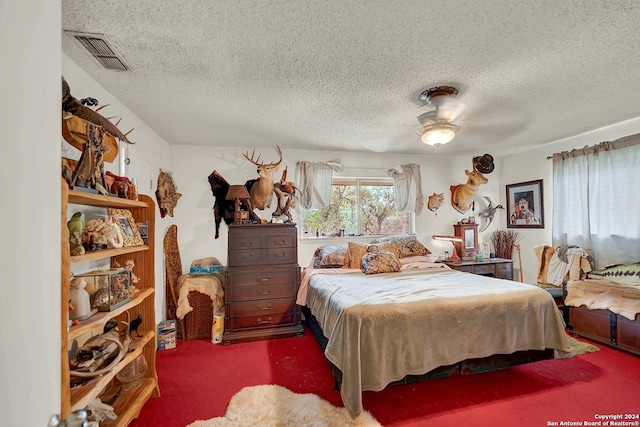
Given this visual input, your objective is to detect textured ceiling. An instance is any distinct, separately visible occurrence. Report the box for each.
[62,0,640,156]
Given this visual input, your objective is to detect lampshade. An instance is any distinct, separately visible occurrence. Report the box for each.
[421,124,457,146]
[432,234,463,262]
[225,185,250,201]
[432,235,463,242]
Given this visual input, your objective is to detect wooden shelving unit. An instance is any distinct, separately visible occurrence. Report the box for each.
[61,181,159,426]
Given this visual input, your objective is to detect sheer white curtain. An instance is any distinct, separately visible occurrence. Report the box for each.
[386,163,424,214]
[552,134,640,268]
[294,159,343,209]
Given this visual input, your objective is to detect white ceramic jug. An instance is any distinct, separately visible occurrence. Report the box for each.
[69,276,92,319]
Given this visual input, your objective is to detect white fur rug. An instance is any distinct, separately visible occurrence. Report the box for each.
[186,384,381,427]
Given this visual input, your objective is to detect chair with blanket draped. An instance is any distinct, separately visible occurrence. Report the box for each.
[164,225,217,340]
[534,244,593,321]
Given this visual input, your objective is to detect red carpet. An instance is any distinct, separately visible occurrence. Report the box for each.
[131,326,640,427]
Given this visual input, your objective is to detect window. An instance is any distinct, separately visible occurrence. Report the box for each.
[552,138,640,268]
[301,177,411,237]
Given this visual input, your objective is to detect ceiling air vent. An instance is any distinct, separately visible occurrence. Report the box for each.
[65,31,130,71]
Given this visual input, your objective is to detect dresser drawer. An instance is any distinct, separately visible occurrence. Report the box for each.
[265,247,297,264]
[229,235,262,251]
[227,312,298,330]
[496,263,513,279]
[229,282,298,302]
[453,265,473,273]
[472,264,496,276]
[229,297,297,318]
[227,268,298,287]
[264,233,296,249]
[228,249,265,266]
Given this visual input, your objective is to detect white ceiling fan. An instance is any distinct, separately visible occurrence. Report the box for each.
[416,85,465,147]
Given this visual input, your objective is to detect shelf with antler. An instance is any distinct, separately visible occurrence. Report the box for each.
[61,179,159,426]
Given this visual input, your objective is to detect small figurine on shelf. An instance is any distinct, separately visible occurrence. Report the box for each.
[129,314,143,338]
[124,260,140,284]
[115,259,140,295]
[67,212,85,256]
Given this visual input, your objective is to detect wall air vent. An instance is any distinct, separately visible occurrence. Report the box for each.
[65,31,130,71]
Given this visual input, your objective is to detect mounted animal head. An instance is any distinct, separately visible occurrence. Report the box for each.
[156,169,182,218]
[427,193,444,212]
[243,146,283,210]
[450,167,488,214]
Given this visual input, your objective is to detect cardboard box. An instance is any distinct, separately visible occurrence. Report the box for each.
[158,320,177,350]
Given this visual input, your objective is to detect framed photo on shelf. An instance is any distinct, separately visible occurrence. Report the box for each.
[108,208,144,246]
[506,179,544,229]
[136,221,150,244]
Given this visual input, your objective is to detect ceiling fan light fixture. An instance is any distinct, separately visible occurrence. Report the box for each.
[421,123,457,146]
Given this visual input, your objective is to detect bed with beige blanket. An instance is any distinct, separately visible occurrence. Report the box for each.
[298,260,570,418]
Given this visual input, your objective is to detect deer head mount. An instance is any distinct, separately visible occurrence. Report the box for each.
[243,146,283,210]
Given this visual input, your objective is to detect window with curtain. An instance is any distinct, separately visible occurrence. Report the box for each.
[300,177,412,238]
[552,134,640,268]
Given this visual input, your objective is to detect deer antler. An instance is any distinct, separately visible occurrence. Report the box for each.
[243,145,282,168]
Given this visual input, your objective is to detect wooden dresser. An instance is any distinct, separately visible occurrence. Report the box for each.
[223,223,303,344]
[444,258,514,280]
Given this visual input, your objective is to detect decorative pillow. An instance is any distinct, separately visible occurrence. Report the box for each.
[371,240,402,259]
[345,241,377,269]
[370,234,431,258]
[361,250,402,274]
[312,244,348,269]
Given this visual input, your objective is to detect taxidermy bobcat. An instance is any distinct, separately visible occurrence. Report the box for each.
[156,169,182,218]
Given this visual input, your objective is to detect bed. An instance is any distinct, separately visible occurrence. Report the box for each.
[298,242,570,418]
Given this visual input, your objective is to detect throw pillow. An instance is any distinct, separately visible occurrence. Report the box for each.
[361,250,402,274]
[370,234,431,258]
[345,241,378,269]
[312,244,348,269]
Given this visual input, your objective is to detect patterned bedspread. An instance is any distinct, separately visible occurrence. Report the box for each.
[303,266,570,418]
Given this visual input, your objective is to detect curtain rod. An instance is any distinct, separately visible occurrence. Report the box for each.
[547,133,640,160]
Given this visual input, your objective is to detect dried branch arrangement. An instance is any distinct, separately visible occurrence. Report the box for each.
[488,230,521,259]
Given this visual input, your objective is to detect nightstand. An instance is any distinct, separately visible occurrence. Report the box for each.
[223,223,303,344]
[444,258,514,280]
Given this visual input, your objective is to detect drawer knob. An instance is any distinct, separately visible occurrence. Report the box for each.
[257,275,272,282]
[273,239,286,245]
[257,303,272,311]
[275,252,286,258]
[241,241,254,247]
[256,288,271,295]
[240,253,253,260]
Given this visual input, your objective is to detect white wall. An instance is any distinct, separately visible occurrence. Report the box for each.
[501,117,640,284]
[0,0,61,425]
[167,145,504,272]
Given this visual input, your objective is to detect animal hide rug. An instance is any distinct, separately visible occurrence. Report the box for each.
[186,384,381,427]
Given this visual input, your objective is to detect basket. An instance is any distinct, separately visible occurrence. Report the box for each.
[184,291,213,340]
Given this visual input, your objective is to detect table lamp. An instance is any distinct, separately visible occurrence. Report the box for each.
[226,185,251,224]
[432,235,464,262]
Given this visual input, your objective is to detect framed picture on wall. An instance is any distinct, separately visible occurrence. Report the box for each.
[506,179,544,228]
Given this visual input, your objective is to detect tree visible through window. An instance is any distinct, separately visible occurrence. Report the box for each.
[301,178,411,237]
